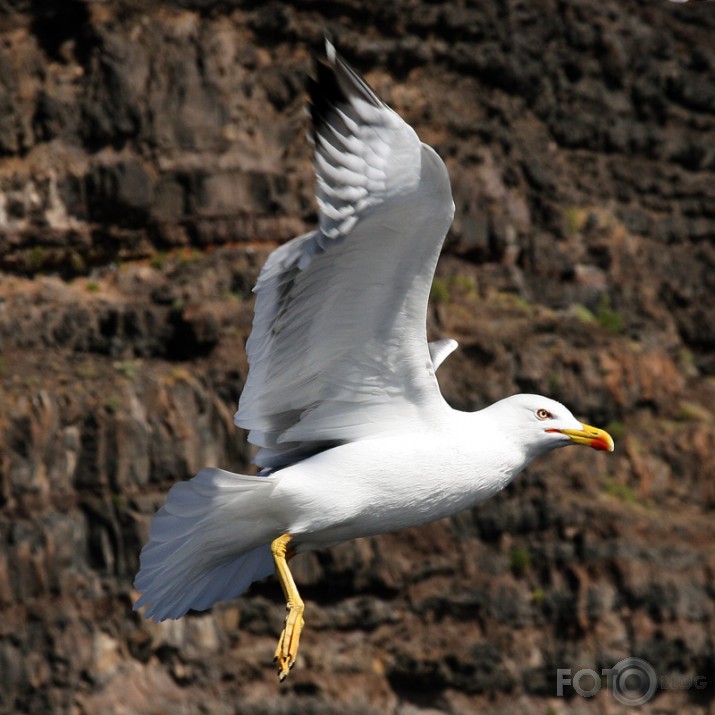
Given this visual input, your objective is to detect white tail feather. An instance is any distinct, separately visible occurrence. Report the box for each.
[134,467,279,621]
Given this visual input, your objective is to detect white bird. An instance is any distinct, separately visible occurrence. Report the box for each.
[134,40,614,680]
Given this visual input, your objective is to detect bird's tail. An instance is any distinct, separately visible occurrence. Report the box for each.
[133,467,279,621]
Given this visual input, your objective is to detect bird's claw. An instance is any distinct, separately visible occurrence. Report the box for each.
[274,606,304,681]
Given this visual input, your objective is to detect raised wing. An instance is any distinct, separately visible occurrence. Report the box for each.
[235,41,455,470]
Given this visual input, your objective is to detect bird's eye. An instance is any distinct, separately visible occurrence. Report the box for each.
[536,408,552,420]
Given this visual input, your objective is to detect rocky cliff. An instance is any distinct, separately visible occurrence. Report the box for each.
[0,1,714,714]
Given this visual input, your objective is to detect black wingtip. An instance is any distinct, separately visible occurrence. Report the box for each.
[309,50,345,119]
[307,37,384,141]
[307,37,347,145]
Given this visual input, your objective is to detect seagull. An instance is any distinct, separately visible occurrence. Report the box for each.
[134,40,614,681]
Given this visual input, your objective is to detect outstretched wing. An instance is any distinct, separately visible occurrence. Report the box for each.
[235,41,455,470]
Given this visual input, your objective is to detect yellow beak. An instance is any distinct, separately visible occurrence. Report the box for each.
[549,423,615,452]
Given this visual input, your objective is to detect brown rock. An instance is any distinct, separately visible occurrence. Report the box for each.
[0,2,714,714]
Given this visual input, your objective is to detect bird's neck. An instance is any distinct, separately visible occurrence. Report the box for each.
[445,408,531,498]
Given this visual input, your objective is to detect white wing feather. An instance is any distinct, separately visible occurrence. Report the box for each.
[428,339,459,371]
[234,41,455,469]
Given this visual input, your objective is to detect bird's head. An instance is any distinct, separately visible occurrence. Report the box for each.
[488,394,614,460]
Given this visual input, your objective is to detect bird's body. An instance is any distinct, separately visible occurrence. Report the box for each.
[134,40,614,679]
[271,409,525,552]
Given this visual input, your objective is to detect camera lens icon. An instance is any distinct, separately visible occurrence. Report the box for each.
[608,657,658,706]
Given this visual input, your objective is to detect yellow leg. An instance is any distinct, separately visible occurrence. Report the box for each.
[271,533,304,681]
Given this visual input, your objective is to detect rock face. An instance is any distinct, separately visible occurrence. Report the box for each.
[1,1,714,714]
